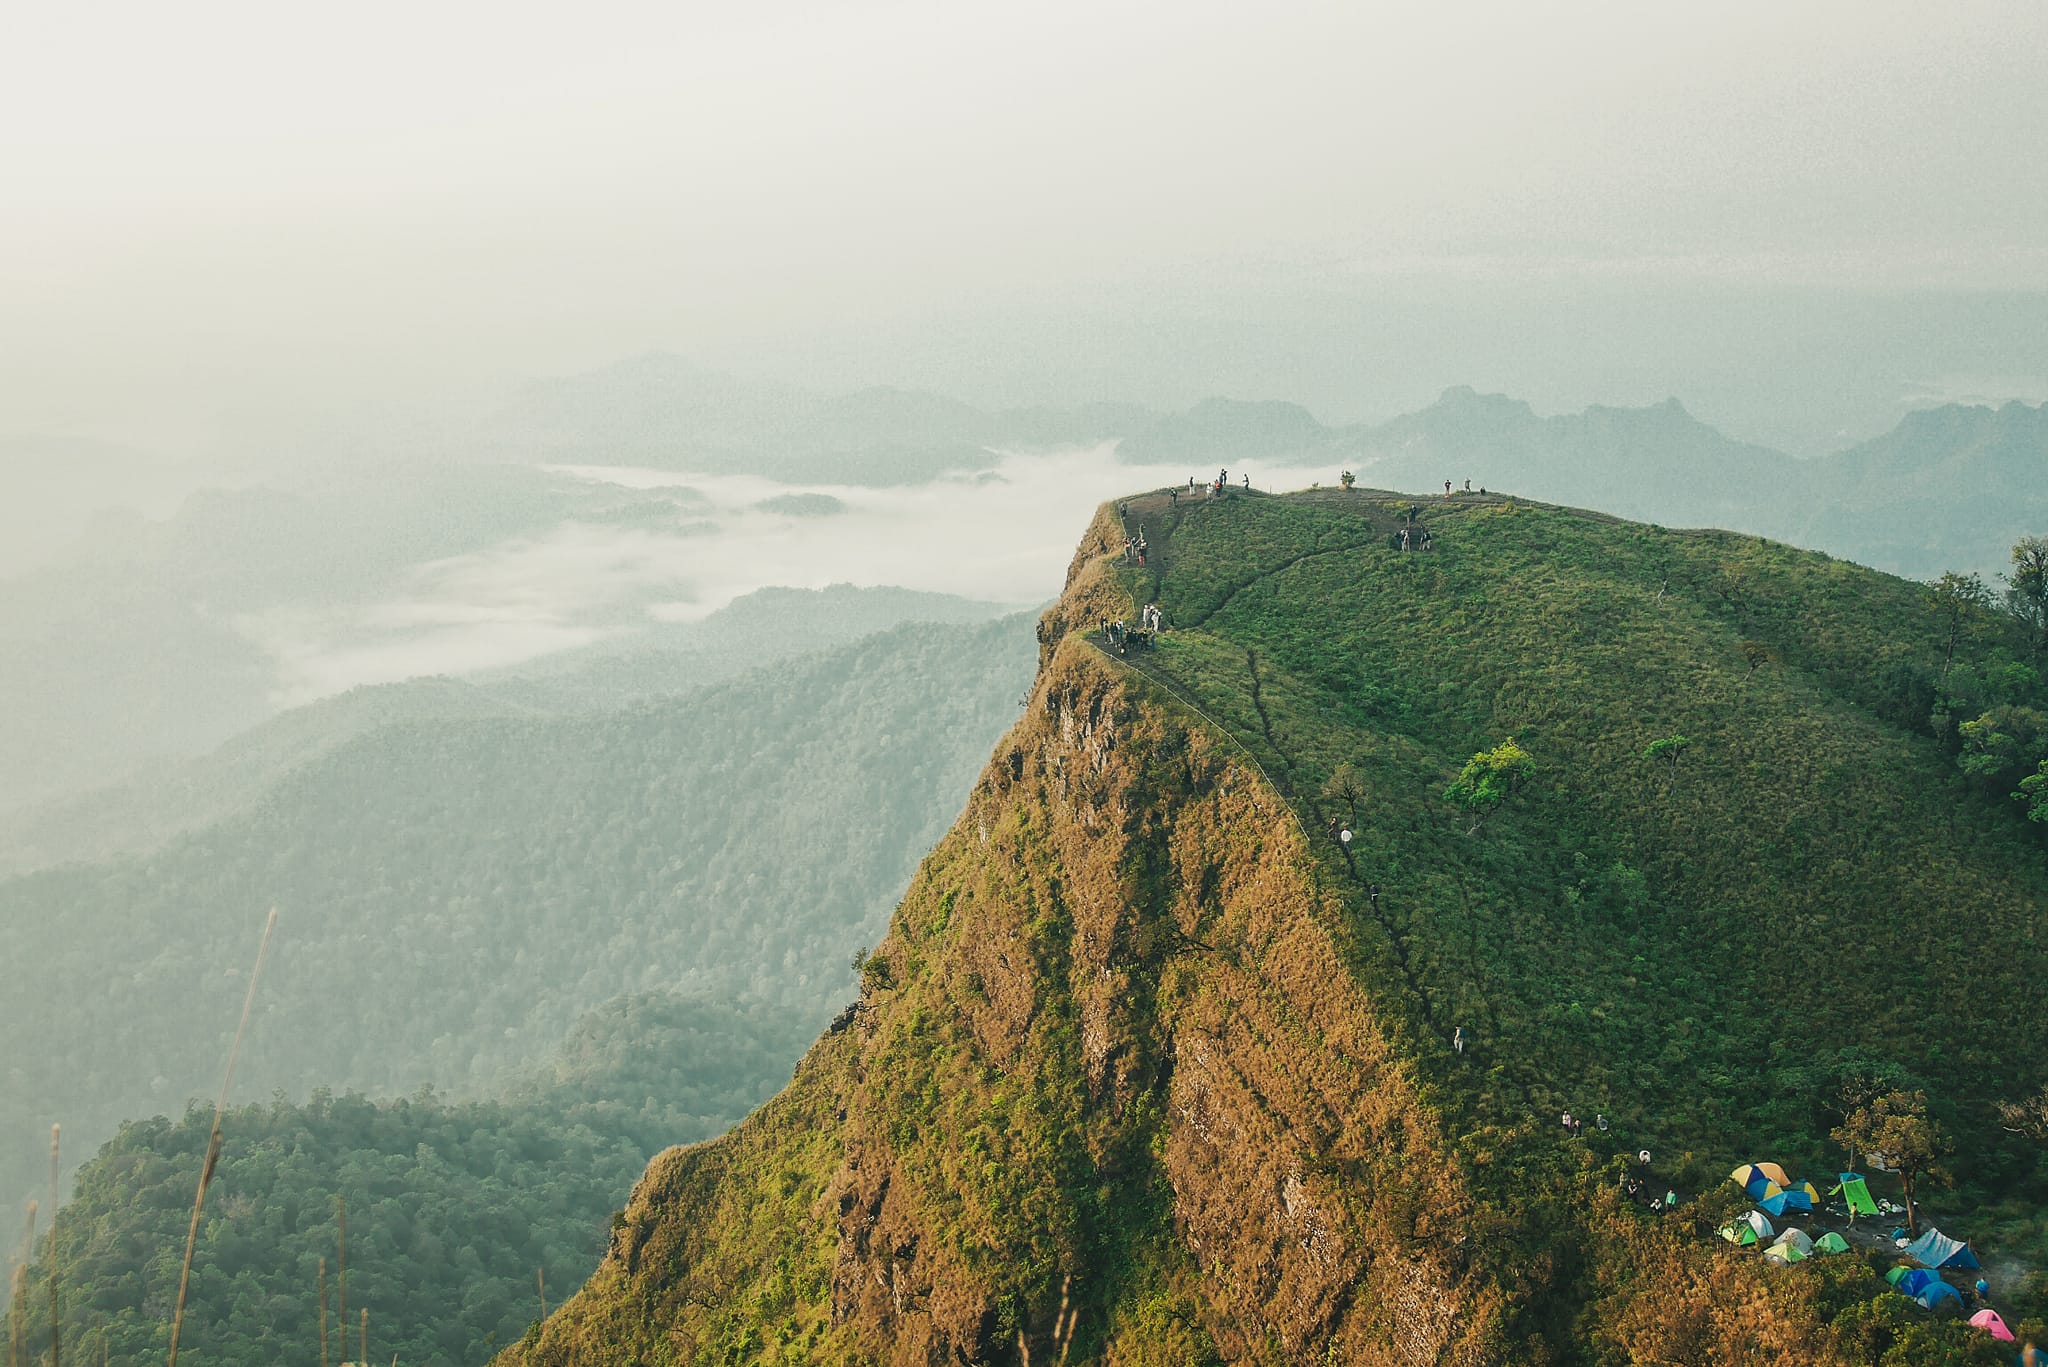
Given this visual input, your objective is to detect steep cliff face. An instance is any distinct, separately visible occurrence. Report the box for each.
[507,488,2048,1365]
[512,624,1504,1364]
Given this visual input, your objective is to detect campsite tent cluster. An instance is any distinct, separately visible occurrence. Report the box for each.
[1719,1163,1850,1263]
[1719,1163,2010,1339]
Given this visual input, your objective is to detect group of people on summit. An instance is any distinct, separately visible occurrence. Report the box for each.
[1099,604,1164,656]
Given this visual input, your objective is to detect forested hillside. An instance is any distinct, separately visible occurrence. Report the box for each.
[0,614,1037,1223]
[1,993,814,1366]
[507,491,2048,1365]
[0,677,523,877]
[0,584,1013,877]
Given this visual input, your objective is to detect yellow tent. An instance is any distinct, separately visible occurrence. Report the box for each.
[1731,1162,1794,1191]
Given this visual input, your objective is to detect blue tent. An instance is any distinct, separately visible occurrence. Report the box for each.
[1892,1268,1941,1296]
[1918,1279,1964,1310]
[1904,1227,1981,1270]
[1759,1188,1814,1217]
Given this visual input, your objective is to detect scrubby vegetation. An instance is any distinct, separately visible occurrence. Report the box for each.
[502,489,2048,1364]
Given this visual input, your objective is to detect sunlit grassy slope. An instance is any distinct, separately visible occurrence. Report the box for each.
[506,488,2048,1365]
[1116,489,2048,1181]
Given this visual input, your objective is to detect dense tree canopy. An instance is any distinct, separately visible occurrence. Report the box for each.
[1,616,1035,1220]
[2,993,815,1366]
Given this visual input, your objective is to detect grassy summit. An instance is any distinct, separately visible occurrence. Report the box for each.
[1119,489,2048,1167]
[508,489,2048,1365]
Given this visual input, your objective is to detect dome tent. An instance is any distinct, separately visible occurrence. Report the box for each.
[1968,1308,2014,1341]
[1888,1267,1941,1296]
[1771,1228,1815,1257]
[1759,1185,1813,1217]
[1730,1162,1792,1199]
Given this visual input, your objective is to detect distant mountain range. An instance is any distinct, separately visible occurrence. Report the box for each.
[489,352,2047,582]
[481,353,1154,483]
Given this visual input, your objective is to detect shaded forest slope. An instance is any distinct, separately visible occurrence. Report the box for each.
[1,615,1037,1219]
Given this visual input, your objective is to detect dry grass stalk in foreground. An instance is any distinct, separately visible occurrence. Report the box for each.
[166,907,277,1367]
[336,1197,347,1367]
[48,1125,59,1367]
[9,1256,26,1367]
[12,1200,36,1367]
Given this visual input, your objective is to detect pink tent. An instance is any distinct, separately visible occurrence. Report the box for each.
[1970,1308,2014,1342]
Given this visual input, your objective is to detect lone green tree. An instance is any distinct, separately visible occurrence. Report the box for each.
[1831,1088,1948,1233]
[1927,571,1990,674]
[1339,470,1356,490]
[1323,762,1365,825]
[2018,760,2048,825]
[1643,734,1691,796]
[1957,705,2047,791]
[1444,739,1534,835]
[2006,535,2048,656]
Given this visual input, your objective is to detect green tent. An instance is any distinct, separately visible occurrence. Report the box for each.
[1814,1232,1851,1256]
[1834,1172,1878,1217]
[1885,1265,1910,1286]
[1720,1223,1760,1247]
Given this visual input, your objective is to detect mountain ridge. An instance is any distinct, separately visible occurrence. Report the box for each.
[504,489,2048,1364]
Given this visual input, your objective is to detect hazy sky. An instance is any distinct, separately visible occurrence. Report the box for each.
[4,0,2046,450]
